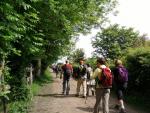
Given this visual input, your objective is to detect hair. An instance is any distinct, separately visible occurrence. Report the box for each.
[87,63,90,67]
[66,60,69,64]
[115,59,122,66]
[97,57,106,65]
[79,57,85,62]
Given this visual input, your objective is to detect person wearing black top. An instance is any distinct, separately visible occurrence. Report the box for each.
[75,58,88,98]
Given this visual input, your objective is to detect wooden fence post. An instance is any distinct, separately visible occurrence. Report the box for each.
[26,64,34,85]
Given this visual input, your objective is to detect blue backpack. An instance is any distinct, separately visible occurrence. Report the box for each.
[117,67,128,83]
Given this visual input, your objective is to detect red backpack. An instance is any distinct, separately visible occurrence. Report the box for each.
[63,64,72,76]
[96,67,112,88]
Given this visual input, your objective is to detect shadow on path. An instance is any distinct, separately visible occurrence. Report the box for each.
[76,106,117,113]
[37,93,76,98]
[76,107,93,112]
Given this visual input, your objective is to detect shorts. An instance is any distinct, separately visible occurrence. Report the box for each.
[116,82,127,100]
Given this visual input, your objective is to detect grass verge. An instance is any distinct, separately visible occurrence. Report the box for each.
[31,69,53,96]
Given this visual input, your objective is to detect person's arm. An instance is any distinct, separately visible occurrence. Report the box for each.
[113,68,118,83]
[89,68,93,78]
[91,68,102,79]
[61,65,64,72]
[70,64,73,73]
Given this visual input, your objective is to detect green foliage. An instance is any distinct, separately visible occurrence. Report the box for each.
[126,94,150,113]
[145,40,150,46]
[8,101,28,113]
[69,48,85,63]
[92,24,146,59]
[8,69,52,113]
[10,84,29,101]
[33,0,117,65]
[31,69,52,95]
[0,89,10,100]
[0,0,117,110]
[33,69,52,86]
[86,57,97,69]
[126,47,150,93]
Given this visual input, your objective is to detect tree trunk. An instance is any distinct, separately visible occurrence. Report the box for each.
[2,98,7,113]
[36,59,41,77]
[41,59,49,75]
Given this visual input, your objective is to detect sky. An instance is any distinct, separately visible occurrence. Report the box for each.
[76,0,150,58]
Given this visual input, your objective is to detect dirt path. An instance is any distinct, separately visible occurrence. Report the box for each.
[29,71,146,113]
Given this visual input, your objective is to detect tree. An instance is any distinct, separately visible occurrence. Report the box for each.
[69,48,85,63]
[0,0,117,102]
[92,24,146,59]
[126,47,150,94]
[86,57,97,69]
[0,0,45,102]
[145,40,150,47]
[32,0,117,71]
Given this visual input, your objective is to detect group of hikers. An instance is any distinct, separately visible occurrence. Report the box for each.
[52,57,128,113]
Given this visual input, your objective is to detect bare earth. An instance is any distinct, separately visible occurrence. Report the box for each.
[29,71,147,113]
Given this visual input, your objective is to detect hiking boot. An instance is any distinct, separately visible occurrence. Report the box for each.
[75,94,79,97]
[119,108,126,113]
[82,96,86,98]
[86,92,89,96]
[92,90,95,96]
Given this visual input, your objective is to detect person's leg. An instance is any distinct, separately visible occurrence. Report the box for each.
[115,84,122,109]
[62,77,66,94]
[119,99,125,109]
[66,78,70,95]
[91,86,95,96]
[83,79,87,97]
[119,87,126,113]
[76,79,81,96]
[114,88,121,109]
[102,89,110,113]
[119,99,126,113]
[116,88,126,113]
[56,71,58,78]
[117,89,124,107]
[93,88,103,113]
[60,72,62,79]
[87,84,89,96]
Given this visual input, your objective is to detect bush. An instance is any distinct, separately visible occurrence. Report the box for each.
[8,101,28,113]
[126,47,150,94]
[8,68,52,113]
